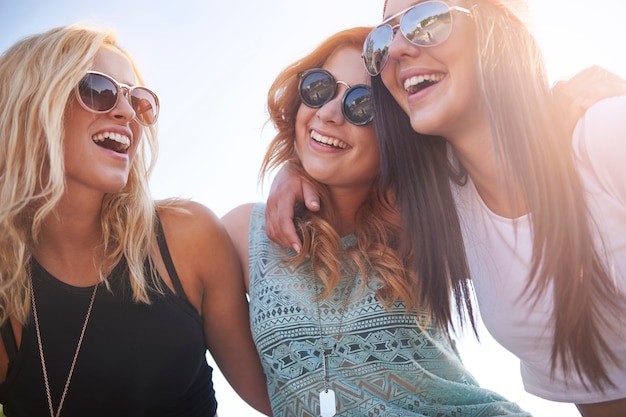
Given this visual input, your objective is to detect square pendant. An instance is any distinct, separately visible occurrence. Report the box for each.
[319,389,336,417]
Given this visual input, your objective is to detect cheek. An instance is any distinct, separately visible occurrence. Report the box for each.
[64,100,93,133]
[128,124,144,153]
[295,103,314,128]
[131,123,142,141]
[352,125,381,171]
[446,47,481,102]
[63,113,91,153]
[363,131,381,169]
[294,104,314,145]
[446,19,479,79]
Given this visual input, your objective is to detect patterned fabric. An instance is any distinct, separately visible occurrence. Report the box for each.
[248,203,531,417]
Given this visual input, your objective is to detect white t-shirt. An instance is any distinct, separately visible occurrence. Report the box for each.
[453,96,626,403]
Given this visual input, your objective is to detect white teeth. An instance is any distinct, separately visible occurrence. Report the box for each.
[92,132,130,148]
[403,73,444,91]
[311,130,348,149]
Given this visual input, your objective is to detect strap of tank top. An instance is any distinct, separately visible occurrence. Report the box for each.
[155,214,190,304]
[1,319,18,362]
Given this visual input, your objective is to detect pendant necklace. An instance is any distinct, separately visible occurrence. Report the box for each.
[314,276,355,417]
[30,268,98,417]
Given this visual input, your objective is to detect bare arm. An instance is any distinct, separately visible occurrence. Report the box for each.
[265,163,320,253]
[221,203,255,293]
[159,201,272,416]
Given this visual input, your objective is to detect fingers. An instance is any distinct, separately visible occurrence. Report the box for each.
[265,190,302,253]
[302,180,320,213]
[265,165,306,252]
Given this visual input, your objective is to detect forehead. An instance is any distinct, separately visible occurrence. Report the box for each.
[322,46,369,86]
[91,45,137,85]
[383,0,420,21]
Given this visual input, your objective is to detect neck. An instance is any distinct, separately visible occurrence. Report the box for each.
[450,132,527,218]
[327,187,371,237]
[32,198,106,286]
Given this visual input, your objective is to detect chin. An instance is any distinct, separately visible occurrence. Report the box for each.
[409,116,436,136]
[407,107,449,137]
[102,178,130,194]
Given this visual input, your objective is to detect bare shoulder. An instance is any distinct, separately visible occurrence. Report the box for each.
[154,200,240,307]
[221,202,256,231]
[221,202,258,251]
[157,199,219,221]
[155,199,233,267]
[157,200,222,239]
[221,203,257,287]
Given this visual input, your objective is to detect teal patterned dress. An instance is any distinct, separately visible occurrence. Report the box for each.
[248,203,531,417]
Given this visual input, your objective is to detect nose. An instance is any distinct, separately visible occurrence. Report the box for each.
[109,87,136,123]
[386,26,421,72]
[316,84,347,125]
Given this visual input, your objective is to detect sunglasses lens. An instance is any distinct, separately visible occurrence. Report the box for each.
[130,88,159,126]
[401,1,453,46]
[363,25,393,77]
[78,73,118,112]
[299,70,336,108]
[343,86,372,125]
[78,73,159,126]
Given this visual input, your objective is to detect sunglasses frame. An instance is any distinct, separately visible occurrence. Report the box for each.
[74,71,160,126]
[363,0,471,76]
[297,68,373,126]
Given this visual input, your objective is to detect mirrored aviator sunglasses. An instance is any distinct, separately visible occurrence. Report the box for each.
[75,71,160,126]
[363,1,471,76]
[297,68,373,126]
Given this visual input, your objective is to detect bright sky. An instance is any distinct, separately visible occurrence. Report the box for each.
[2,1,624,416]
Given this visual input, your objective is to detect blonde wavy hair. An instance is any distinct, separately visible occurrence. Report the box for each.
[0,25,159,325]
[262,27,421,313]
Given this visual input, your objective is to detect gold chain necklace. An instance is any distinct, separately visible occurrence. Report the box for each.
[30,267,98,417]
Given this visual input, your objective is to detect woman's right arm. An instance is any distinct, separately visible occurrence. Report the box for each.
[264,164,320,253]
[221,203,255,293]
[160,202,272,415]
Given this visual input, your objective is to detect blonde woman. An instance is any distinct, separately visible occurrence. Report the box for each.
[0,25,270,416]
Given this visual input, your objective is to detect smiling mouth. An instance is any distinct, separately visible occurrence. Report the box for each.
[92,131,130,153]
[404,73,444,95]
[311,130,348,149]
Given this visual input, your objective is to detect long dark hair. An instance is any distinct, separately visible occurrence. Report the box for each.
[471,1,622,390]
[371,75,475,334]
[372,0,623,389]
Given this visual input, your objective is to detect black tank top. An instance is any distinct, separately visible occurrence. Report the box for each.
[0,219,218,416]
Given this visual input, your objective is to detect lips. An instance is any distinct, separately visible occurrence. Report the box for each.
[403,73,444,95]
[311,130,348,149]
[92,131,131,153]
